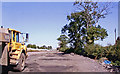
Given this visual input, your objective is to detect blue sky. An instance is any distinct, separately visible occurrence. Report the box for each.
[2,2,118,48]
[1,0,120,2]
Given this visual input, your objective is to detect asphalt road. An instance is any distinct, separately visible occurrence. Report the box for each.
[20,50,108,72]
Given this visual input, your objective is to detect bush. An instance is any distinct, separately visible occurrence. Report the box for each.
[84,44,103,59]
[102,41,120,66]
[59,47,69,52]
[115,61,120,66]
[64,48,74,54]
[64,47,85,55]
[59,48,67,52]
[74,48,84,55]
[61,41,120,66]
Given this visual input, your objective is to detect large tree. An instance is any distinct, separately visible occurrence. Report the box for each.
[62,2,109,50]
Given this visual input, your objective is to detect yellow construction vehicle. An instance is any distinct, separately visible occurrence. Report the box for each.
[0,26,29,71]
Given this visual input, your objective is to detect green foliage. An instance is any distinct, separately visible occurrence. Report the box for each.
[74,48,85,55]
[57,35,69,52]
[32,44,37,49]
[58,1,120,66]
[83,42,120,66]
[62,2,108,52]
[103,45,115,60]
[86,26,108,44]
[111,60,120,66]
[27,44,37,49]
[37,46,40,49]
[27,44,32,48]
[39,45,52,49]
[116,40,120,60]
[48,46,52,50]
[27,44,52,49]
[64,48,74,54]
[114,61,120,66]
[84,44,103,59]
[113,39,120,66]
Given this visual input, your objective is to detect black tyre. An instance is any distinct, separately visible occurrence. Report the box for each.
[13,53,25,72]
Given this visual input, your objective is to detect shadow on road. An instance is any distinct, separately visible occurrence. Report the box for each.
[1,65,27,73]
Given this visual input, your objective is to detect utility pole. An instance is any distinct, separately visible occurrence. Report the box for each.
[115,28,116,44]
[116,1,120,46]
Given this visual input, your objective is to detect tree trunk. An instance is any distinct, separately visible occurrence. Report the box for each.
[101,52,103,58]
[95,56,97,60]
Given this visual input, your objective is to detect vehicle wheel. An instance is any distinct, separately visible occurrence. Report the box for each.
[13,53,25,72]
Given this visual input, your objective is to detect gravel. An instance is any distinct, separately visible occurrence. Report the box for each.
[19,51,109,72]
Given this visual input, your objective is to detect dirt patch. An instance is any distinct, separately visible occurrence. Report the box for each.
[40,65,73,72]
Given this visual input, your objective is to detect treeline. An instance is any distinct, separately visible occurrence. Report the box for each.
[57,1,120,66]
[27,44,52,49]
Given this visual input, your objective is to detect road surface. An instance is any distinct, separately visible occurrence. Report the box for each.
[21,50,107,72]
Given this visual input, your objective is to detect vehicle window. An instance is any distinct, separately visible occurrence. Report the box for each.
[16,32,19,42]
[13,31,15,42]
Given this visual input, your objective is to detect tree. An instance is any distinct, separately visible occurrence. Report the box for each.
[57,35,69,52]
[48,46,52,49]
[50,46,52,49]
[32,44,36,49]
[43,45,47,49]
[27,44,32,48]
[115,37,120,61]
[62,2,109,51]
[37,46,40,49]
